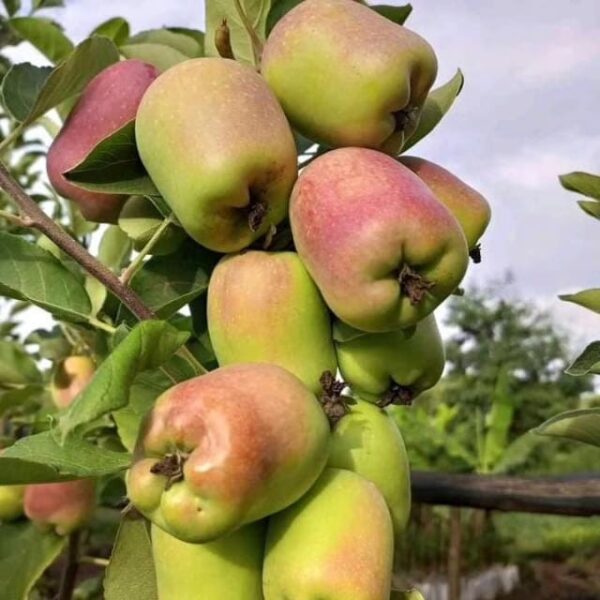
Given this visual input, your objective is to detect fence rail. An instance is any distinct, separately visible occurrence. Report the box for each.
[411,471,600,516]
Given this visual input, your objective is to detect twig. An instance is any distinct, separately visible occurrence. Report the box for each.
[57,531,80,600]
[0,123,25,156]
[79,555,109,568]
[120,214,175,285]
[0,161,155,321]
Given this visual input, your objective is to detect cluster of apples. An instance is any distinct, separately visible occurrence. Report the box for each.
[0,357,96,535]
[42,0,491,597]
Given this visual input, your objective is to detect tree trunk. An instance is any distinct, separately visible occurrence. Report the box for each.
[448,507,462,600]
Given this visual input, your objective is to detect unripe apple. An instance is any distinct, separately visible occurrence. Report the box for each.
[207,251,337,394]
[264,468,394,599]
[135,58,298,252]
[24,479,96,535]
[127,363,330,543]
[50,355,95,409]
[0,485,25,522]
[291,147,469,332]
[399,156,491,260]
[335,313,445,406]
[47,60,159,223]
[152,523,264,599]
[262,0,437,153]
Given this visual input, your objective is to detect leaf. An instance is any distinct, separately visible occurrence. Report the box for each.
[58,320,189,440]
[26,327,71,362]
[31,0,64,9]
[128,241,218,319]
[0,385,45,417]
[371,4,413,25]
[560,288,600,315]
[9,17,74,63]
[104,514,157,600]
[65,120,159,196]
[491,432,544,475]
[85,226,132,317]
[482,370,514,471]
[128,28,202,57]
[0,339,41,387]
[402,69,464,152]
[90,17,130,46]
[0,522,65,600]
[206,0,272,65]
[113,371,170,452]
[0,432,131,483]
[4,36,119,125]
[578,200,600,220]
[1,63,52,122]
[167,27,205,49]
[1,0,20,17]
[120,43,190,72]
[566,341,600,376]
[559,171,600,201]
[0,232,92,322]
[535,408,600,448]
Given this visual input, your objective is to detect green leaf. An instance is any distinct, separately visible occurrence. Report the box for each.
[59,321,189,440]
[128,241,217,319]
[0,232,92,322]
[90,17,130,45]
[167,27,205,49]
[128,28,202,57]
[85,226,132,317]
[535,408,600,448]
[104,514,157,600]
[482,370,514,472]
[559,171,600,201]
[1,0,20,17]
[206,0,272,65]
[25,327,71,362]
[4,36,119,125]
[578,200,600,220]
[0,432,131,483]
[1,63,52,122]
[266,0,301,35]
[0,522,65,600]
[31,0,64,10]
[371,4,412,25]
[402,69,464,152]
[566,342,600,376]
[65,120,159,196]
[118,196,184,255]
[0,339,41,387]
[560,288,600,315]
[120,43,190,72]
[9,17,73,63]
[0,385,45,417]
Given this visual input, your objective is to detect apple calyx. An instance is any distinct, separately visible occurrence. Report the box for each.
[319,371,350,426]
[215,19,235,60]
[469,243,482,264]
[393,106,420,136]
[378,383,415,408]
[247,197,268,232]
[398,264,435,305]
[150,452,188,490]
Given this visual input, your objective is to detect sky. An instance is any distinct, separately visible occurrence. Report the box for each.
[3,0,600,353]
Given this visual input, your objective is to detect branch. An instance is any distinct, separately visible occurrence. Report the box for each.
[57,531,80,600]
[0,161,155,321]
[411,471,600,517]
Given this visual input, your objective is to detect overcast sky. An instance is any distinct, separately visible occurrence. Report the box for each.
[4,0,600,351]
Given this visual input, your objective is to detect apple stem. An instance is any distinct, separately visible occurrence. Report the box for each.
[232,0,264,68]
[398,264,435,305]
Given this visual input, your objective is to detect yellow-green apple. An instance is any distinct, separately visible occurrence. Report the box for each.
[263,468,394,599]
[135,58,298,252]
[328,399,411,537]
[335,313,445,406]
[24,479,96,535]
[47,60,159,223]
[152,522,264,599]
[0,485,25,522]
[262,0,437,153]
[126,363,329,543]
[207,251,337,394]
[399,156,491,262]
[290,147,468,332]
[50,355,95,409]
